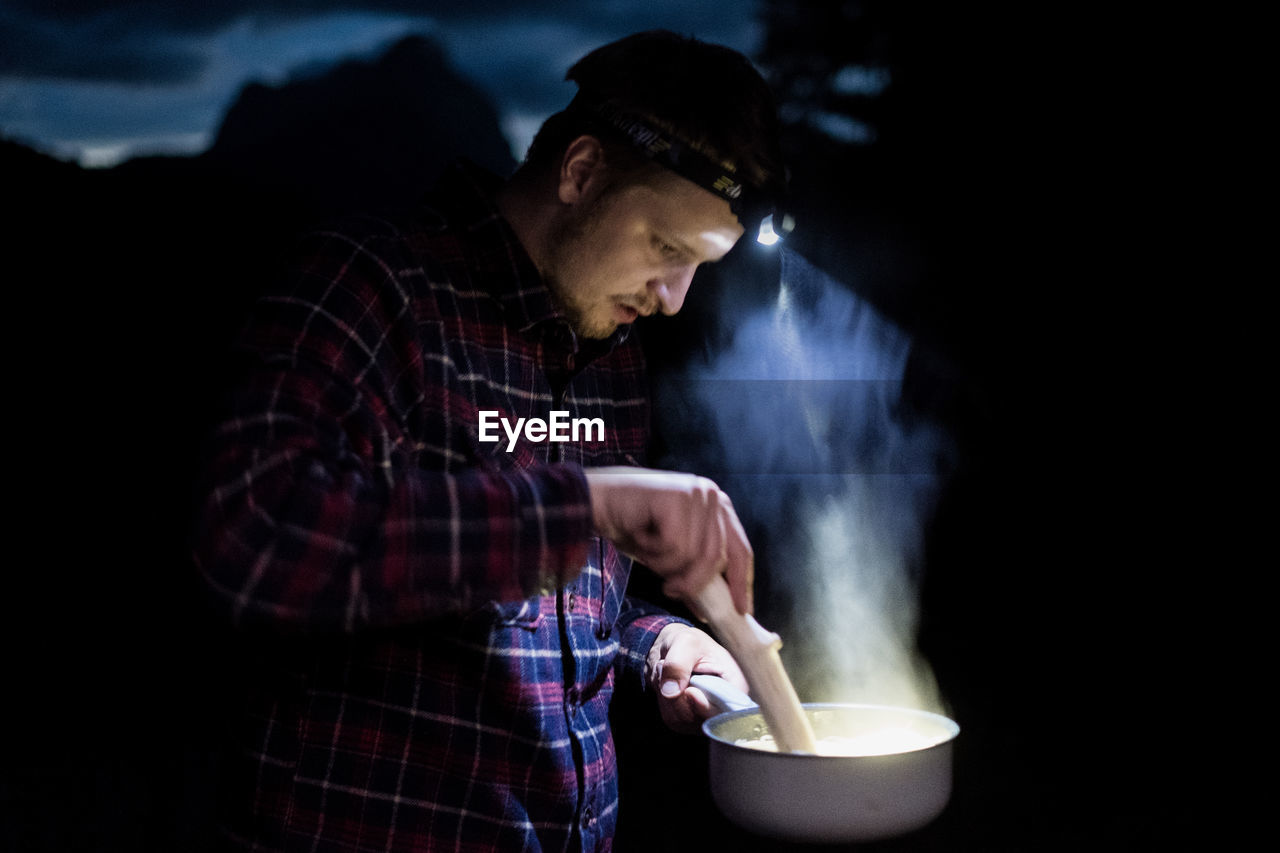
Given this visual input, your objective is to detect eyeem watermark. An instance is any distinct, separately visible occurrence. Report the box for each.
[478,410,605,451]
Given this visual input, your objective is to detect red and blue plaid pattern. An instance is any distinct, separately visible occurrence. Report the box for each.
[193,163,673,852]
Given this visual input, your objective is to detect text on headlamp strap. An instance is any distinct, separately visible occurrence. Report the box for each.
[571,96,751,209]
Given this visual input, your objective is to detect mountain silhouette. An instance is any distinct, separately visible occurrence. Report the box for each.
[4,29,524,606]
[199,33,517,220]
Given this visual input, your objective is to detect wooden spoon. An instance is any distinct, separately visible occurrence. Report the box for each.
[690,575,819,753]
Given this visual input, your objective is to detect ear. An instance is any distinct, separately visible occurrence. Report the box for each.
[558,135,607,205]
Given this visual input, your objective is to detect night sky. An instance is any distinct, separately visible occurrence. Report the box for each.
[1,0,762,165]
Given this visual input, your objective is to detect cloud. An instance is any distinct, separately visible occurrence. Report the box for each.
[0,7,207,83]
[0,1,764,165]
[0,3,441,83]
[0,11,439,162]
[1,1,760,83]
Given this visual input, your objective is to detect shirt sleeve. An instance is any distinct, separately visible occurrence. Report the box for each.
[612,598,691,692]
[191,226,593,633]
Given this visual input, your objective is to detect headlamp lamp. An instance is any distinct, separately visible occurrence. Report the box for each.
[568,94,792,246]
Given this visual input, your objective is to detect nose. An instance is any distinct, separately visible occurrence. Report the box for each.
[651,265,697,315]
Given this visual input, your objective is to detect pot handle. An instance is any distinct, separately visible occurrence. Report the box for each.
[690,673,759,713]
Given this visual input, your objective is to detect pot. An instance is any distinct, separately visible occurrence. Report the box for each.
[691,674,959,843]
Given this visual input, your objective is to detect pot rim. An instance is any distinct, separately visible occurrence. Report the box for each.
[701,702,960,758]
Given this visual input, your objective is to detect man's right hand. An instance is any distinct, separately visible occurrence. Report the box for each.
[583,467,754,615]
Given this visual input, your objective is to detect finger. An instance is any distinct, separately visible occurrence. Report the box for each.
[632,507,670,559]
[692,495,728,594]
[682,685,716,720]
[660,527,719,607]
[661,682,719,731]
[655,630,697,695]
[719,491,754,615]
[658,695,700,733]
[714,654,751,696]
[725,534,753,617]
[687,479,717,573]
[644,483,703,585]
[661,576,686,606]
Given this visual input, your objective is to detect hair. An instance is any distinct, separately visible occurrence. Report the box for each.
[519,30,785,197]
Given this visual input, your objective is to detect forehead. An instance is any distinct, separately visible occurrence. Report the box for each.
[614,169,745,257]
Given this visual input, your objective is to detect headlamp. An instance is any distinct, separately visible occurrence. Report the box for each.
[756,214,780,246]
[568,94,792,246]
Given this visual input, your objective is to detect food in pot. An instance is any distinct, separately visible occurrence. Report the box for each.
[734,727,947,756]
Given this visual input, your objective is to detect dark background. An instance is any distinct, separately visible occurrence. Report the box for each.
[2,3,1209,850]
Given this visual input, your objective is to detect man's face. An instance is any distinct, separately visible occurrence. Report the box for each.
[545,168,745,339]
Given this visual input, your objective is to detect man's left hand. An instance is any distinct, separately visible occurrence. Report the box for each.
[645,622,748,733]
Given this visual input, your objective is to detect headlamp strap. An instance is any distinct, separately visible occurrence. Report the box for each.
[568,94,761,218]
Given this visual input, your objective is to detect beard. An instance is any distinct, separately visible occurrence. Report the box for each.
[543,273,606,339]
[542,195,617,340]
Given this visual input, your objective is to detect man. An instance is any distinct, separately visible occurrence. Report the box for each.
[193,30,786,852]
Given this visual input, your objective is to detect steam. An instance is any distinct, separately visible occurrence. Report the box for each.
[789,487,942,710]
[656,248,953,712]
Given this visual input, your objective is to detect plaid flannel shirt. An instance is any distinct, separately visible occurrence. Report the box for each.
[193,162,677,852]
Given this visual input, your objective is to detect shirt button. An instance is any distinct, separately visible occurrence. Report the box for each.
[581,803,594,826]
[567,591,577,612]
[565,686,580,715]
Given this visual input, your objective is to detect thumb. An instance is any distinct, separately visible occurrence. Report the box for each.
[656,632,707,698]
[657,653,692,698]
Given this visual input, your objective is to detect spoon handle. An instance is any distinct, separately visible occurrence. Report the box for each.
[690,673,757,712]
[689,576,818,753]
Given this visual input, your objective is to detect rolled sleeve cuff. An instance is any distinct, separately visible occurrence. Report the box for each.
[615,606,691,693]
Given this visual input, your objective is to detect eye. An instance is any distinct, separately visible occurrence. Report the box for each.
[653,235,680,258]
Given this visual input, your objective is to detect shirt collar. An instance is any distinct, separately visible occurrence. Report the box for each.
[424,160,632,352]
